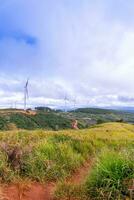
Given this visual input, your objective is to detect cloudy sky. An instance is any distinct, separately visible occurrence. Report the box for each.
[0,0,134,108]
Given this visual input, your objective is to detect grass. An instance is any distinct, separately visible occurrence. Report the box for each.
[21,139,86,181]
[0,122,133,199]
[0,129,94,182]
[85,149,134,199]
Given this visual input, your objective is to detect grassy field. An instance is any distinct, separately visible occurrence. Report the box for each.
[0,122,134,199]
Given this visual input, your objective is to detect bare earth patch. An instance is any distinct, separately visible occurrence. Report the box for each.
[67,159,93,185]
[0,159,93,200]
[1,182,56,200]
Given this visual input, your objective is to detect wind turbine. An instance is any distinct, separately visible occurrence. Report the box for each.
[24,79,29,110]
[14,101,17,109]
[73,97,77,111]
[87,99,90,108]
[64,95,69,112]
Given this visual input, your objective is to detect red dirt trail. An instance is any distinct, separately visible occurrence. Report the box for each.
[68,159,92,185]
[0,159,92,200]
[1,182,56,200]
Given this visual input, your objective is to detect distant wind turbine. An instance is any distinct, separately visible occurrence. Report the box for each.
[87,99,90,107]
[14,101,17,109]
[73,97,77,111]
[24,79,29,110]
[64,95,69,112]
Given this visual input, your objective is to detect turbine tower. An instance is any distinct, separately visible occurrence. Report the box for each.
[24,79,29,110]
[73,97,77,111]
[64,95,69,112]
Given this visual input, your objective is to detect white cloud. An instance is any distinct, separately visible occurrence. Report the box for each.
[1,0,134,108]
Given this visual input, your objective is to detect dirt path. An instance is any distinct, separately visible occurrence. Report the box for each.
[0,159,93,200]
[67,159,93,185]
[0,182,56,200]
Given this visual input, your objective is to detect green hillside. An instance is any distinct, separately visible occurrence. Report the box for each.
[68,107,134,124]
[0,107,134,131]
[0,122,133,199]
[0,111,72,131]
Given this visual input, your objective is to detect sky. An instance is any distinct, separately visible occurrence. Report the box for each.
[0,0,134,109]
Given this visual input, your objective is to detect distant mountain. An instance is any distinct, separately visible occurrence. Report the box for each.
[104,106,134,113]
[72,107,120,114]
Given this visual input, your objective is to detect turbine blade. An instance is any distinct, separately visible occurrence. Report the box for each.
[25,79,29,88]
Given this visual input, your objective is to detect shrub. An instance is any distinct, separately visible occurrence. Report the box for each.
[0,117,8,130]
[10,113,38,129]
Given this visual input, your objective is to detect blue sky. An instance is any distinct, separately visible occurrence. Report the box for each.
[0,0,134,108]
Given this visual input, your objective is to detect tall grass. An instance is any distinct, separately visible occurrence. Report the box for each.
[85,149,134,199]
[21,136,93,181]
[0,150,14,182]
[0,132,94,182]
[0,122,133,200]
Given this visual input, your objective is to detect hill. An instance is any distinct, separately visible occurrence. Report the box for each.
[72,107,118,114]
[0,122,133,200]
[68,107,134,124]
[0,109,72,131]
[0,107,134,131]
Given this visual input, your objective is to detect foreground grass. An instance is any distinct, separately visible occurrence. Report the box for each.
[0,128,94,182]
[55,148,134,200]
[85,149,134,199]
[0,122,134,199]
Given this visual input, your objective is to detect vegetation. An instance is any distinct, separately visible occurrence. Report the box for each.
[54,123,134,200]
[85,149,134,199]
[0,128,93,182]
[35,106,54,112]
[72,107,118,114]
[62,107,134,127]
[1,107,134,131]
[0,116,8,130]
[0,111,72,130]
[0,122,133,199]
